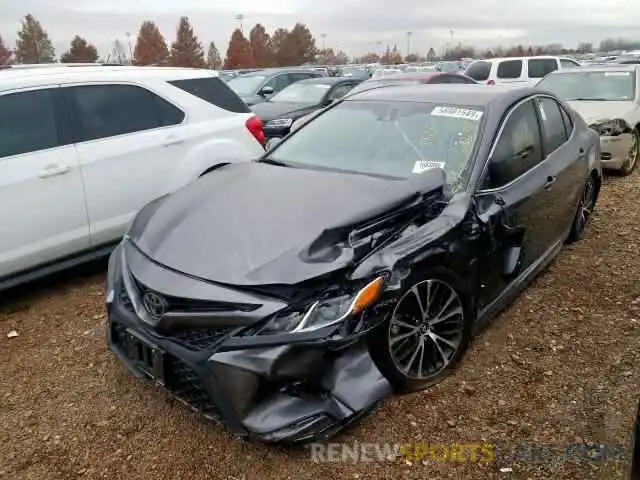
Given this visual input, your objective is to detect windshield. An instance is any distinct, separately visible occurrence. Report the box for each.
[350,79,421,95]
[264,100,484,191]
[538,71,636,101]
[226,75,266,96]
[270,83,331,103]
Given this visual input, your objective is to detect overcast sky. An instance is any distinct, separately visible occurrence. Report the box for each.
[2,0,640,59]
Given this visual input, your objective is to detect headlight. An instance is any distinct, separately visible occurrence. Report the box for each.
[265,118,293,128]
[257,277,385,335]
[589,119,628,136]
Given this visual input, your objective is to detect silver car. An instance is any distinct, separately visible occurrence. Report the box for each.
[537,64,640,175]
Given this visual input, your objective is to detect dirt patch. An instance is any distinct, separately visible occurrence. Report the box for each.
[1,173,639,479]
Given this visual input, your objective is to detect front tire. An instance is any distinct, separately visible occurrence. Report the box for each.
[619,129,639,176]
[366,266,473,394]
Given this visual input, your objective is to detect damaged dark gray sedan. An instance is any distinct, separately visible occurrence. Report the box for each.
[106,84,602,443]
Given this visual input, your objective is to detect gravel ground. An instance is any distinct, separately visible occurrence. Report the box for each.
[1,172,639,480]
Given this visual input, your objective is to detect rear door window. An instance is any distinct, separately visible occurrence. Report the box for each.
[497,60,523,79]
[536,97,568,153]
[465,61,491,81]
[68,84,179,142]
[528,58,558,78]
[169,77,249,113]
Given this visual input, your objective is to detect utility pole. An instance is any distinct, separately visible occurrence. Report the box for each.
[235,14,244,34]
[406,31,413,58]
[321,33,327,50]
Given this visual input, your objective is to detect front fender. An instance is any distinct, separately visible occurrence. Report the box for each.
[350,193,473,280]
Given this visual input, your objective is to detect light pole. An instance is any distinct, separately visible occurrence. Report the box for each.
[125,32,132,64]
[235,14,244,34]
[321,33,326,50]
[406,31,412,58]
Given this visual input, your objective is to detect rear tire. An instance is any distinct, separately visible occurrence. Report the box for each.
[366,266,473,394]
[566,175,597,244]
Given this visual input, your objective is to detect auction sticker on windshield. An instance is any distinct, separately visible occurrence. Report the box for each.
[430,106,483,121]
[412,160,445,173]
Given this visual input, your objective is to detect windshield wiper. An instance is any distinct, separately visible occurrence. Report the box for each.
[569,97,609,101]
[258,158,291,167]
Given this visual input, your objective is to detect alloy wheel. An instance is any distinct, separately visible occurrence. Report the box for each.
[623,131,639,173]
[388,279,465,379]
[575,178,596,235]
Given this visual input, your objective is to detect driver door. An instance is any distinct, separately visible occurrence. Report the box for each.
[475,97,556,310]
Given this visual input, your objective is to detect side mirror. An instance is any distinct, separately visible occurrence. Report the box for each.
[266,137,283,150]
[259,86,275,96]
[322,97,334,106]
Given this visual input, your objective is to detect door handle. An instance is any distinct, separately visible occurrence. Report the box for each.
[544,175,556,190]
[38,164,71,178]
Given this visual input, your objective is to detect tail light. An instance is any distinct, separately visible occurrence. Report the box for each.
[486,80,495,86]
[245,115,265,147]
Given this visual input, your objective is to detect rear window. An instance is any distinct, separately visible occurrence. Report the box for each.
[168,77,250,113]
[465,61,491,81]
[497,60,522,79]
[527,58,558,78]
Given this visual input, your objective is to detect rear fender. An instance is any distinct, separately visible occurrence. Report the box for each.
[170,138,260,189]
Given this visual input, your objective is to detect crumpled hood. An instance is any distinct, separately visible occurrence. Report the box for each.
[251,101,317,122]
[566,101,634,124]
[129,162,444,286]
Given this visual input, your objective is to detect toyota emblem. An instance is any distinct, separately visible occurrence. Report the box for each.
[142,291,169,320]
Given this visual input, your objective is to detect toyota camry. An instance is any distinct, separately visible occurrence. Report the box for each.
[106,84,602,444]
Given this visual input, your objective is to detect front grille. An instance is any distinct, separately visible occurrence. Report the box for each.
[165,355,220,420]
[168,328,234,351]
[131,277,259,314]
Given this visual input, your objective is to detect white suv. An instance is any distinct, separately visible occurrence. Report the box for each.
[0,65,266,290]
[465,56,581,86]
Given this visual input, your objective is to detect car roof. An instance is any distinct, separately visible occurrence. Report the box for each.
[241,68,319,77]
[345,83,537,108]
[545,64,639,73]
[295,76,359,85]
[0,65,219,92]
[473,56,572,63]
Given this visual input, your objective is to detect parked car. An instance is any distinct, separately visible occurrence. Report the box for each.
[106,84,601,443]
[287,72,476,134]
[252,77,363,141]
[537,64,640,175]
[371,68,403,78]
[436,61,466,72]
[341,66,370,78]
[347,72,478,96]
[0,66,265,291]
[218,70,238,82]
[465,56,581,86]
[226,68,327,106]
